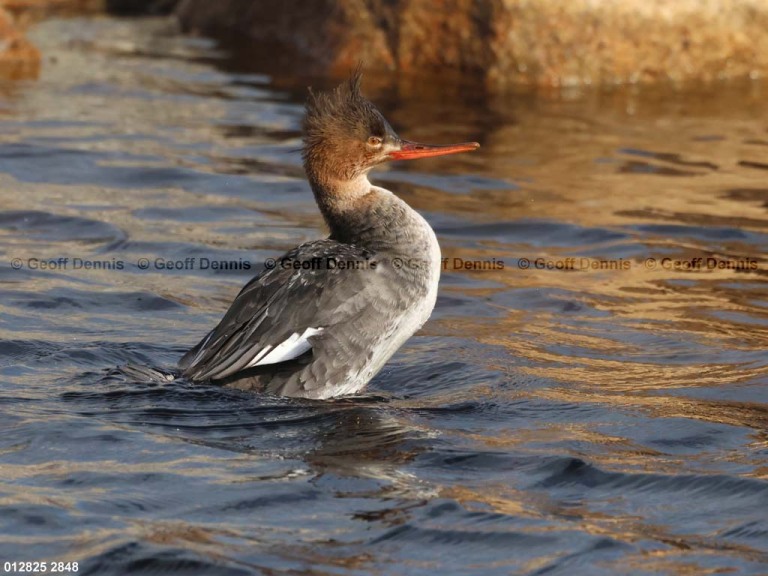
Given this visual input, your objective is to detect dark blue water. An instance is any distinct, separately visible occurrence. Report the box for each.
[0,15,767,575]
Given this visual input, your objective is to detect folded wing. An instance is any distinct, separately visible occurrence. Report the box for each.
[179,239,376,382]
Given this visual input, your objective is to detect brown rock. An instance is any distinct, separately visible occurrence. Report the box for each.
[176,0,394,77]
[0,5,40,79]
[0,0,103,24]
[485,0,768,87]
[0,0,100,12]
[0,0,103,80]
[175,0,768,88]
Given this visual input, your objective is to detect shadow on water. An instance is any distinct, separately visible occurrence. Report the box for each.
[46,367,441,573]
[61,369,416,456]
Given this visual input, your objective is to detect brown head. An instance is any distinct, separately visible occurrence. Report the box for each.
[302,71,479,191]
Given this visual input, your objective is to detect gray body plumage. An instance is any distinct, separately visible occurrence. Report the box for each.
[180,71,476,399]
[180,187,440,399]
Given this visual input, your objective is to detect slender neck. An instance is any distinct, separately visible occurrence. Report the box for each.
[304,157,436,255]
[305,162,373,239]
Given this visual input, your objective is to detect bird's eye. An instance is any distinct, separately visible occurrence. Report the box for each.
[367,136,383,147]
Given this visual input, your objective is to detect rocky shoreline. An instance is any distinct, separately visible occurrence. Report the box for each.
[0,4,40,79]
[3,0,768,88]
[174,0,768,88]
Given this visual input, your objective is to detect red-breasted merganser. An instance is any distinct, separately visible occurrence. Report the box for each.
[179,72,479,399]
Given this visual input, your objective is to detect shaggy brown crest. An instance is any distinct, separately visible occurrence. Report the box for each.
[302,71,398,183]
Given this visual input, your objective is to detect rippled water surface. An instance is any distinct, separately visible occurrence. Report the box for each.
[1,15,767,575]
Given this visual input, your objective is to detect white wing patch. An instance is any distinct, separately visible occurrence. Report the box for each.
[245,327,324,369]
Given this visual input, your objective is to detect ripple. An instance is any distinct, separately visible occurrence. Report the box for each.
[5,288,181,312]
[80,543,252,576]
[0,210,126,247]
[536,457,768,504]
[435,219,627,247]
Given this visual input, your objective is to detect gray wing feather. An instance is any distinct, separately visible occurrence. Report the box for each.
[180,239,375,382]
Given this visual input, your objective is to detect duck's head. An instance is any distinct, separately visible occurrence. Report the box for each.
[302,71,479,185]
